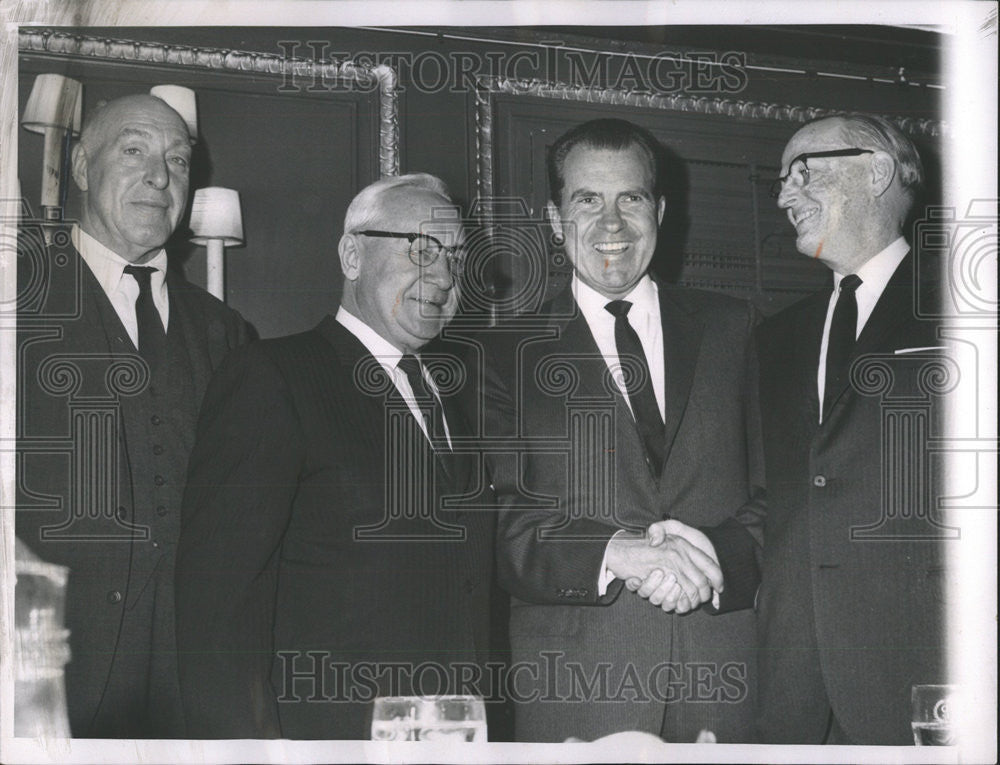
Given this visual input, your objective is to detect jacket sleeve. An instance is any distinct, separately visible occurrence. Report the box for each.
[175,344,303,738]
[703,309,766,614]
[478,335,622,607]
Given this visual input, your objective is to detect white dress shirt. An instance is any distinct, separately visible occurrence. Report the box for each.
[73,225,169,347]
[572,275,667,596]
[574,274,666,420]
[816,236,909,422]
[335,307,451,448]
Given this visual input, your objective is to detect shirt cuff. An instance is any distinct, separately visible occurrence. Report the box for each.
[597,529,627,597]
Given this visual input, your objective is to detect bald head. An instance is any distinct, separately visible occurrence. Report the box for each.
[72,94,193,263]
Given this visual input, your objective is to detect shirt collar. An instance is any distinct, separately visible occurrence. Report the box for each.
[335,306,407,369]
[572,273,658,323]
[72,225,168,294]
[832,236,909,295]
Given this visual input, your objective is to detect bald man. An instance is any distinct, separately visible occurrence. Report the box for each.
[16,94,248,737]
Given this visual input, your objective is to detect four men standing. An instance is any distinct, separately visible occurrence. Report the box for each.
[15,92,949,746]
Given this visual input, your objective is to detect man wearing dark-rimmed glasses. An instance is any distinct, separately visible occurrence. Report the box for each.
[176,174,496,739]
[645,113,948,744]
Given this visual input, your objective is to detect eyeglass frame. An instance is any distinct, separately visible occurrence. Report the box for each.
[768,148,875,198]
[354,230,466,275]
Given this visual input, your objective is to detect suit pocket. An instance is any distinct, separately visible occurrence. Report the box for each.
[509,601,581,638]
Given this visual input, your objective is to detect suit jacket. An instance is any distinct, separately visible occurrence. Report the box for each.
[710,253,949,744]
[15,232,248,736]
[175,316,495,740]
[477,278,762,743]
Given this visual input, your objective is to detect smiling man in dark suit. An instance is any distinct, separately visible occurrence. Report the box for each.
[646,113,949,745]
[175,174,495,739]
[479,119,761,743]
[16,94,248,738]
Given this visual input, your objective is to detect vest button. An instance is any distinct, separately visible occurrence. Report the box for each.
[812,474,827,488]
[156,505,168,517]
[151,541,160,549]
[107,590,122,604]
[150,415,161,426]
[152,444,164,455]
[154,475,166,486]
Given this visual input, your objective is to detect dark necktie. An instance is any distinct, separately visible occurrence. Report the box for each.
[605,300,665,476]
[123,265,166,369]
[398,354,449,450]
[824,274,863,416]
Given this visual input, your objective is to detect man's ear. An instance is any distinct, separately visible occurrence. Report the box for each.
[656,196,666,226]
[70,142,88,191]
[338,234,360,280]
[870,151,896,198]
[546,200,563,238]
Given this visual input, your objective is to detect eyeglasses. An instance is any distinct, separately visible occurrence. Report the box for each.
[355,230,466,275]
[768,148,874,198]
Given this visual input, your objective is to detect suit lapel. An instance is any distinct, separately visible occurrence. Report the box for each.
[657,284,703,468]
[793,291,830,423]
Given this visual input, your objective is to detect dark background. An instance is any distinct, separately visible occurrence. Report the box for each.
[18,25,944,338]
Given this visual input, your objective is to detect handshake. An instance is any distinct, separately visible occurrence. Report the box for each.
[606,520,722,614]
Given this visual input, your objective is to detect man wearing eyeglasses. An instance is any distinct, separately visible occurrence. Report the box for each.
[175,174,495,739]
[645,113,948,744]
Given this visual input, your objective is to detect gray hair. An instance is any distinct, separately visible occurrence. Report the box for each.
[343,173,453,234]
[832,112,924,198]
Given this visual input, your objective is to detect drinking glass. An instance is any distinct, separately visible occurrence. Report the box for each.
[371,695,486,742]
[911,684,959,746]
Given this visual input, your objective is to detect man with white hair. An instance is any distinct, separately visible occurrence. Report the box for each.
[16,93,248,737]
[176,174,494,739]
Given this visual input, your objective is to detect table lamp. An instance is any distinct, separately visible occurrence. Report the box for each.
[21,73,83,220]
[190,187,243,300]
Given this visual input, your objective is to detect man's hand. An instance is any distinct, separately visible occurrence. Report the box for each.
[624,520,722,613]
[607,530,722,614]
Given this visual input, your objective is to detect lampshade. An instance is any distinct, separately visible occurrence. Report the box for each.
[150,85,198,141]
[22,74,83,136]
[190,187,243,246]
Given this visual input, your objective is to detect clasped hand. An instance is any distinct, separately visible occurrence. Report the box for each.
[608,521,722,614]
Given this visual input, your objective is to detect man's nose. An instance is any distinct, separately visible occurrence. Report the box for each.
[598,204,625,231]
[423,253,455,290]
[143,156,170,190]
[776,178,798,209]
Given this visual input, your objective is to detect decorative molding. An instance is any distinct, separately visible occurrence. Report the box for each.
[18,28,400,177]
[474,75,945,200]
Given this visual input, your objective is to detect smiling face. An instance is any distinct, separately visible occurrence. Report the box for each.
[72,95,191,263]
[549,143,665,299]
[346,188,461,353]
[776,117,877,271]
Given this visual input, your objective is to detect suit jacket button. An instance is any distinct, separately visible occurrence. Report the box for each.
[152,444,164,455]
[154,474,166,486]
[156,505,168,517]
[150,415,161,426]
[107,590,122,604]
[812,474,827,488]
[661,512,671,520]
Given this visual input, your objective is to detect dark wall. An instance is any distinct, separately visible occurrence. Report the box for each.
[18,26,943,335]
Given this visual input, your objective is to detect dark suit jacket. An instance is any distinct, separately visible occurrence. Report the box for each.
[15,232,248,736]
[175,316,495,740]
[709,253,949,744]
[477,278,762,743]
